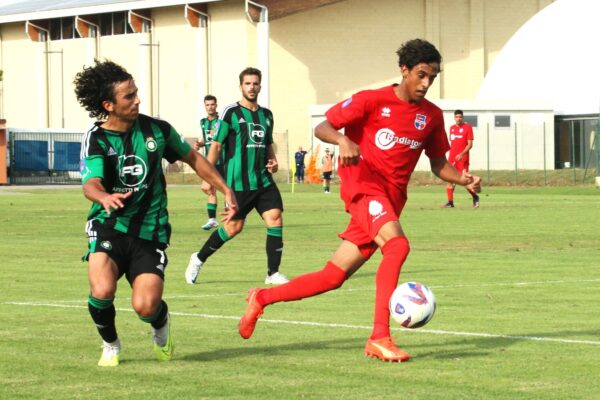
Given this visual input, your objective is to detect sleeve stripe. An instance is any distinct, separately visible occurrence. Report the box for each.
[80,125,98,159]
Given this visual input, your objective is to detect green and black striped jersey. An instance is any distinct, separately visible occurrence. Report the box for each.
[80,114,191,244]
[200,116,224,166]
[213,102,274,191]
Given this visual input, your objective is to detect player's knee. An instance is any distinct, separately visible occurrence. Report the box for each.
[132,296,161,317]
[90,282,116,300]
[323,262,347,289]
[382,236,410,257]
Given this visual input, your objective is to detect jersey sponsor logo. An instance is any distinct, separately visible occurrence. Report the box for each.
[145,137,157,152]
[368,200,388,222]
[342,97,353,108]
[450,133,463,141]
[374,128,423,151]
[118,155,148,188]
[247,123,266,146]
[381,107,391,117]
[414,114,427,130]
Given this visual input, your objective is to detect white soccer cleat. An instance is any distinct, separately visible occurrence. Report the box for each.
[185,252,203,284]
[98,339,121,367]
[152,313,174,361]
[202,219,219,231]
[264,272,289,285]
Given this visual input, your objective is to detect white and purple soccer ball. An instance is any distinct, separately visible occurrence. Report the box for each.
[389,282,436,329]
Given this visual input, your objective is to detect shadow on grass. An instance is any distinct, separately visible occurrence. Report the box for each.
[179,336,364,362]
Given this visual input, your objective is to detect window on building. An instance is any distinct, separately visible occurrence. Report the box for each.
[464,115,478,128]
[99,12,135,36]
[495,115,511,128]
[48,17,81,40]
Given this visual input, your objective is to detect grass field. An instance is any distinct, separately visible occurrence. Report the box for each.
[1,183,599,399]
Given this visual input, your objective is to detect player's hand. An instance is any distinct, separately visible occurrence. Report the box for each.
[338,136,361,166]
[220,191,239,224]
[266,159,278,173]
[201,180,215,196]
[462,171,482,193]
[100,191,133,215]
[455,154,463,161]
[194,142,203,151]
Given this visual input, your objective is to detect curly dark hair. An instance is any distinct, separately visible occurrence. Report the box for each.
[396,39,442,70]
[73,60,133,120]
[239,67,262,84]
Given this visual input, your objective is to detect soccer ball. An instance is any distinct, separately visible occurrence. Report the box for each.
[389,282,436,329]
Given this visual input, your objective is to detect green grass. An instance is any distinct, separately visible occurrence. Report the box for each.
[1,183,600,399]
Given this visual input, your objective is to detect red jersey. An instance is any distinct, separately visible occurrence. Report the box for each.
[448,122,474,163]
[325,85,449,207]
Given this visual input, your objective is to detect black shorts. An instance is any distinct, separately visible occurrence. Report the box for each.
[233,184,283,220]
[85,221,168,285]
[322,171,332,180]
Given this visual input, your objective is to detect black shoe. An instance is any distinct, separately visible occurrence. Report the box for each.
[472,196,480,209]
[441,201,454,208]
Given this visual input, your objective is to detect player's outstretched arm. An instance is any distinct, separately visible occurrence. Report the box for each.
[83,178,133,215]
[182,149,238,213]
[314,120,360,166]
[430,156,481,193]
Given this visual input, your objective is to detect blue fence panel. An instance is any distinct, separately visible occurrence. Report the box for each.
[14,140,48,171]
[54,141,81,171]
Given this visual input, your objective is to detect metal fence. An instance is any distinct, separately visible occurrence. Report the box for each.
[8,129,83,185]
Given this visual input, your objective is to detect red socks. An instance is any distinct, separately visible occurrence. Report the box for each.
[446,187,454,202]
[257,261,346,306]
[370,236,410,340]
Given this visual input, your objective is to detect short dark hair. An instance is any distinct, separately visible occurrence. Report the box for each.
[396,39,442,70]
[239,67,262,84]
[73,59,133,120]
[204,94,217,102]
[454,109,464,116]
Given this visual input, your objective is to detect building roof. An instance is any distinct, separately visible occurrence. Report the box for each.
[0,0,216,23]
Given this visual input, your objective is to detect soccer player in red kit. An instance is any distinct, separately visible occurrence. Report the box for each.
[238,39,481,362]
[443,109,480,208]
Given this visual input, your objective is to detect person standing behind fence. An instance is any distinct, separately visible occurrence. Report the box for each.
[294,146,308,183]
[185,67,290,286]
[322,148,333,193]
[442,109,479,208]
[74,60,237,367]
[195,95,224,230]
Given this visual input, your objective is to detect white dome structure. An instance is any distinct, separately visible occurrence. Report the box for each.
[477,0,600,116]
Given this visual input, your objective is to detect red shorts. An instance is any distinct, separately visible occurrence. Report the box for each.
[450,159,469,173]
[337,161,407,259]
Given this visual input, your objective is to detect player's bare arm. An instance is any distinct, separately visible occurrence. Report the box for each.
[314,120,360,166]
[430,156,481,193]
[83,178,133,215]
[265,144,278,173]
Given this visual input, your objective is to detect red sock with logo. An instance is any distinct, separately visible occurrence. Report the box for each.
[370,236,410,340]
[257,261,346,306]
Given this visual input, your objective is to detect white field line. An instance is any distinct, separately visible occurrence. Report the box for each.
[30,277,600,304]
[3,300,600,347]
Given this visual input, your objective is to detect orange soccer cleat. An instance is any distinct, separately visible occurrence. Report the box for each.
[238,288,265,339]
[364,336,411,362]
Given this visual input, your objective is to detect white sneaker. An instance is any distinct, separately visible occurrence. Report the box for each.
[185,252,203,284]
[152,313,174,361]
[98,338,121,367]
[264,272,289,285]
[202,219,219,231]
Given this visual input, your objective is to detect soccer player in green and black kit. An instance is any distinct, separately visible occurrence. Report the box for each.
[195,94,223,230]
[185,67,289,286]
[74,60,237,367]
